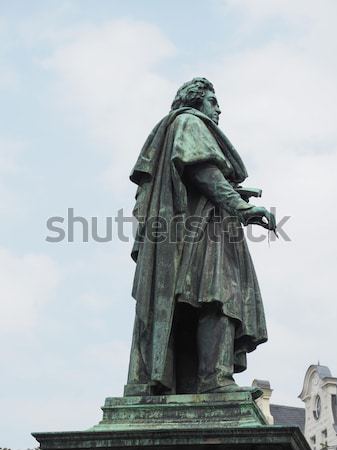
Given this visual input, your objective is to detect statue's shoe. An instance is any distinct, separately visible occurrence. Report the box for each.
[206,383,263,400]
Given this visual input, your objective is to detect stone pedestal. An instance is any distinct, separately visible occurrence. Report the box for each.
[33,392,310,450]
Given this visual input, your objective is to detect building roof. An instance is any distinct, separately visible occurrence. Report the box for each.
[315,365,332,380]
[299,364,336,399]
[270,404,305,432]
[253,379,271,390]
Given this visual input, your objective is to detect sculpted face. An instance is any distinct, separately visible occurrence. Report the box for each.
[199,90,221,125]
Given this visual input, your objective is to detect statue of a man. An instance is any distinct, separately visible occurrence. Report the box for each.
[124,78,276,397]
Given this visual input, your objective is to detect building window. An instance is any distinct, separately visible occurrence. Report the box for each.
[313,395,321,420]
[331,394,337,424]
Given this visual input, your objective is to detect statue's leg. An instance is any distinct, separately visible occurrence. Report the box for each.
[174,302,199,394]
[197,303,236,393]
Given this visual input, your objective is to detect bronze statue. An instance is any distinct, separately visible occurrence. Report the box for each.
[124,78,276,397]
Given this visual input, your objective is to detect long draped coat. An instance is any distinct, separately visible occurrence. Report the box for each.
[127,107,267,391]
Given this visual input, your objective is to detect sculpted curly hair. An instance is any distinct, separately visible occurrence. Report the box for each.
[171,77,214,111]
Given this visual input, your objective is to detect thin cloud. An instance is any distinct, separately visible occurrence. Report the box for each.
[0,248,60,332]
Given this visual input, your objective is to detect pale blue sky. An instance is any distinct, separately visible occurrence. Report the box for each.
[1,1,337,448]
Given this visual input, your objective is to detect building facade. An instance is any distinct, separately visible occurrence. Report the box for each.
[254,365,337,450]
[299,365,337,450]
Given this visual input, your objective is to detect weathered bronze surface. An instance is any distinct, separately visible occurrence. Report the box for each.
[125,78,276,396]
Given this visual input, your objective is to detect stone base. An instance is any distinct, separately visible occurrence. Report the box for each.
[95,391,268,430]
[33,393,310,450]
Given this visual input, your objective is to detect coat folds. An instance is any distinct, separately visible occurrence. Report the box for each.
[128,107,267,390]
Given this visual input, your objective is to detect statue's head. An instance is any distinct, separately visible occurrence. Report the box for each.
[171,77,221,125]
